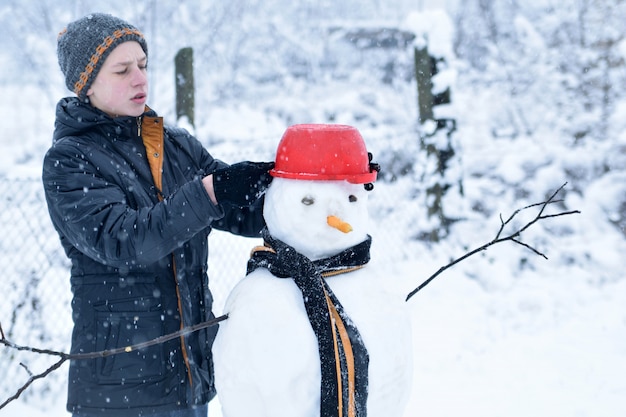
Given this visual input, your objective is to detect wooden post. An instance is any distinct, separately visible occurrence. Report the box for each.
[175,47,195,127]
[414,44,460,242]
[414,45,434,123]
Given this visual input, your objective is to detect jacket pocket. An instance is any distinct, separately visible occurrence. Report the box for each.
[94,309,166,384]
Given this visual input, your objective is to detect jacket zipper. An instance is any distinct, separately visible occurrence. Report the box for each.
[140,114,194,391]
[173,258,194,388]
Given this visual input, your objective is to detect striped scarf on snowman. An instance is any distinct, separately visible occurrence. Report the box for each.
[247,229,371,417]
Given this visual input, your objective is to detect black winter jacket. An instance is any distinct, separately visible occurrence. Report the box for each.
[42,97,264,416]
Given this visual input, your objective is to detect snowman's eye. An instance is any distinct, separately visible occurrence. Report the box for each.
[301,195,315,206]
[349,195,358,203]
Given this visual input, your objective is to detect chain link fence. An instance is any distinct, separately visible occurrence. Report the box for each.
[0,177,72,401]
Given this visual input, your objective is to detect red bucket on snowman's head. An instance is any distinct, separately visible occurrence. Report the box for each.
[270,124,377,184]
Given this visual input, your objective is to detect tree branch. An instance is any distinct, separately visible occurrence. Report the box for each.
[406,183,580,301]
[0,314,228,409]
[0,357,66,409]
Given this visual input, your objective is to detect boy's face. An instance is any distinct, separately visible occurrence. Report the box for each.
[86,41,148,118]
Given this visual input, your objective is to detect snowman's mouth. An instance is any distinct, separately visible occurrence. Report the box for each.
[327,215,352,233]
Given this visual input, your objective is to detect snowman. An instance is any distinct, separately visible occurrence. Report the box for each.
[212,124,412,417]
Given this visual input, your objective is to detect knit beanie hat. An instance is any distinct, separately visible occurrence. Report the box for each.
[57,13,148,100]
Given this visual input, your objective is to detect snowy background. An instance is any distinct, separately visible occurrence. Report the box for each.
[2,1,626,416]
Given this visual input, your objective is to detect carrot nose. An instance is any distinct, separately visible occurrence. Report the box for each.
[327,215,353,233]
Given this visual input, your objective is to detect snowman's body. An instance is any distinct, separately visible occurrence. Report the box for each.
[213,177,413,417]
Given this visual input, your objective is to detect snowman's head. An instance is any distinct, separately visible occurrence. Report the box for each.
[263,177,369,260]
[265,123,377,260]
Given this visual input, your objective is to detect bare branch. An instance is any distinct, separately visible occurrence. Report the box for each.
[19,363,34,377]
[0,357,66,410]
[0,315,228,409]
[406,182,580,301]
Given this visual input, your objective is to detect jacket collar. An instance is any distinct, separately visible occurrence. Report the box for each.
[53,96,156,143]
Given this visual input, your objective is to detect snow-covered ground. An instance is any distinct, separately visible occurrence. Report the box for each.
[2,4,626,417]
